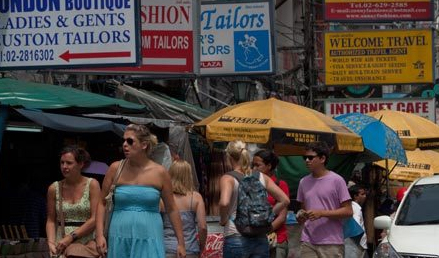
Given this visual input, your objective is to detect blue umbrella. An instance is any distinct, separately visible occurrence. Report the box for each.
[335,113,407,164]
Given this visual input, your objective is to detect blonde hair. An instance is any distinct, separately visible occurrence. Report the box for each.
[225,140,251,175]
[125,124,158,156]
[169,160,195,195]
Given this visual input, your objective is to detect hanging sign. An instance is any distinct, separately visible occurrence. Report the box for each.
[0,0,140,70]
[324,0,434,22]
[324,98,436,122]
[200,0,275,75]
[324,29,434,86]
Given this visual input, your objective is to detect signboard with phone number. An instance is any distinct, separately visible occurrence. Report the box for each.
[0,0,140,70]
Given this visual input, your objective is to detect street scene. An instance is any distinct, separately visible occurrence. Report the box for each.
[0,0,439,257]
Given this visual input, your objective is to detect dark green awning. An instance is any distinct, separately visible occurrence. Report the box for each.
[0,78,147,114]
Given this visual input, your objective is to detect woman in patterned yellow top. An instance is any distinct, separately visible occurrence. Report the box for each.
[46,145,101,257]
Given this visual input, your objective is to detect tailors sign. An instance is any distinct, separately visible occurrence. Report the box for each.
[0,0,140,69]
[200,0,275,75]
[324,29,434,86]
[75,0,198,74]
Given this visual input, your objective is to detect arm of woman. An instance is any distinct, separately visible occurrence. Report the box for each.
[264,175,290,216]
[271,180,290,231]
[194,192,207,253]
[95,161,118,256]
[271,206,287,231]
[46,183,57,256]
[219,175,234,226]
[161,168,186,258]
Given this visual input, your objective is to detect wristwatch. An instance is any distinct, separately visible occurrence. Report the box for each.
[70,231,78,241]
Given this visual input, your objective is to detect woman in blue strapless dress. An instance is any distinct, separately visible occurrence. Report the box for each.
[95,124,186,258]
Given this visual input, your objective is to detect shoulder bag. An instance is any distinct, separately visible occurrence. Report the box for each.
[58,181,99,258]
[103,159,126,238]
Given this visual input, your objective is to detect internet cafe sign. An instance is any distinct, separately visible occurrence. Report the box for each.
[324,29,434,86]
[324,98,436,122]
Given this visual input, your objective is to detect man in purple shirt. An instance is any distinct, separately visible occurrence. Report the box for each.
[296,141,353,258]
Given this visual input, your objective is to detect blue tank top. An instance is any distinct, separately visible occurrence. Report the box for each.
[162,194,200,254]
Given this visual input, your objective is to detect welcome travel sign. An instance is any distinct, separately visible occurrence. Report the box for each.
[0,0,140,70]
[200,0,276,75]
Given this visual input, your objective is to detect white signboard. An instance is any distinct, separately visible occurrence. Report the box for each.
[324,98,436,122]
[0,0,139,69]
[200,0,275,75]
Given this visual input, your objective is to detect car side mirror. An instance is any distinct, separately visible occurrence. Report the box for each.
[374,215,392,229]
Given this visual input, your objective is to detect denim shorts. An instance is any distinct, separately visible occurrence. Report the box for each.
[223,235,269,258]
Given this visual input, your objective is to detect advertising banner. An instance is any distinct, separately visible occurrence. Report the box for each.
[70,0,198,74]
[324,29,434,86]
[0,0,140,70]
[200,0,275,75]
[324,98,436,122]
[324,0,434,22]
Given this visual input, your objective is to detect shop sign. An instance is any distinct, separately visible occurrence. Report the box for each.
[70,0,198,74]
[324,29,434,86]
[324,98,436,122]
[200,0,275,75]
[324,0,433,22]
[390,162,433,181]
[0,0,139,70]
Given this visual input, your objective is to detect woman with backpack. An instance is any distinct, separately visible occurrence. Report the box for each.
[219,140,290,258]
[253,150,290,258]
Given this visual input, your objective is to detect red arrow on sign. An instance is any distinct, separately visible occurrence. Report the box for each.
[59,50,131,62]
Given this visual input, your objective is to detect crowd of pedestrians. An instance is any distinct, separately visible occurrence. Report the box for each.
[38,123,378,258]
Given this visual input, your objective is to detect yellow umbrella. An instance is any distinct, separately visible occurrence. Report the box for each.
[375,149,439,182]
[367,110,439,150]
[194,98,363,154]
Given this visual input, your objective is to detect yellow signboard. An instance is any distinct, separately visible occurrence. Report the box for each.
[324,29,433,86]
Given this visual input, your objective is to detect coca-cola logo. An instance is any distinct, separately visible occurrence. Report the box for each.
[201,233,224,258]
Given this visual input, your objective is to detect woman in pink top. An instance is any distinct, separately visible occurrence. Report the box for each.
[253,150,290,258]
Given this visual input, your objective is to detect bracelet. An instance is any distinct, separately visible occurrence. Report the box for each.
[70,231,78,241]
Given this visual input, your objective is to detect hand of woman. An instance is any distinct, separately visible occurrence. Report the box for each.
[56,235,73,255]
[96,235,108,257]
[176,243,186,258]
[48,241,57,256]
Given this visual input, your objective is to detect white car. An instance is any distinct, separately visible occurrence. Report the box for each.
[373,175,439,258]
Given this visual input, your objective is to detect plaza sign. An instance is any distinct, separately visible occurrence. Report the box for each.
[200,0,275,75]
[324,29,434,86]
[0,0,140,70]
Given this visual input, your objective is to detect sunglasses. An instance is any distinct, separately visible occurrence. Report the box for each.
[124,138,135,145]
[302,155,318,161]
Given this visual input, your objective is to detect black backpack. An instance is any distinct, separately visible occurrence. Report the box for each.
[227,171,275,237]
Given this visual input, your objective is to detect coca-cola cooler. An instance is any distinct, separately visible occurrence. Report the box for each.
[201,216,224,258]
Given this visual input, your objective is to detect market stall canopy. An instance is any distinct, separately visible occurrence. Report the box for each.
[367,110,439,151]
[335,113,407,164]
[0,78,147,114]
[15,109,126,136]
[194,98,363,154]
[115,82,212,123]
[375,149,439,182]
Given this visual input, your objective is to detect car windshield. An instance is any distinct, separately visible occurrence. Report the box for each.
[395,183,439,226]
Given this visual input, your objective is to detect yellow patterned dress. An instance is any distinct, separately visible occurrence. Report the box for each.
[55,178,94,244]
